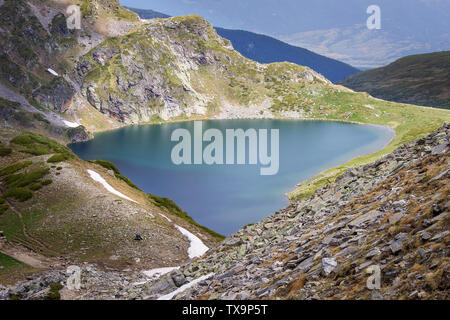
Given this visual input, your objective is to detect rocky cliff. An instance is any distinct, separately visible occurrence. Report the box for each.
[0,0,331,137]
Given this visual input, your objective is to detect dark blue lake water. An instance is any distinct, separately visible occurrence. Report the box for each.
[70,120,394,235]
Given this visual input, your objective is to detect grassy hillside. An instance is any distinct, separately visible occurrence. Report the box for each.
[0,128,222,282]
[339,51,450,109]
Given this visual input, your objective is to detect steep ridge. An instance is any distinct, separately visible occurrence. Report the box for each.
[339,51,450,110]
[122,6,362,83]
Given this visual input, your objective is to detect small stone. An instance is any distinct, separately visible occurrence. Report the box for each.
[171,271,187,287]
[357,261,373,272]
[409,290,418,298]
[134,234,143,241]
[431,212,448,223]
[371,290,383,300]
[431,143,448,155]
[419,230,431,241]
[418,291,427,299]
[431,231,450,241]
[349,210,384,228]
[366,248,381,258]
[388,213,404,224]
[322,257,337,275]
[390,241,402,254]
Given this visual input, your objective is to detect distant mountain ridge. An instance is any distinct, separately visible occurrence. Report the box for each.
[126,7,360,82]
[339,51,450,109]
[123,6,170,19]
[138,0,450,69]
[214,27,360,82]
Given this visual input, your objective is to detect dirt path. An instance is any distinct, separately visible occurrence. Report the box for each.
[0,244,54,269]
[3,197,59,256]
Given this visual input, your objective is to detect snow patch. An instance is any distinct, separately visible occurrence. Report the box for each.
[47,68,59,76]
[87,170,136,203]
[157,273,214,300]
[175,225,209,259]
[158,213,172,222]
[63,120,80,128]
[143,267,179,280]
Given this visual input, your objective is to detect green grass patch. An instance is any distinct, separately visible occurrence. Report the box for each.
[0,203,9,215]
[148,194,225,242]
[9,132,73,157]
[41,179,52,186]
[0,146,12,156]
[29,183,42,191]
[5,167,50,188]
[0,252,26,270]
[44,283,63,300]
[47,153,69,163]
[91,160,141,190]
[0,252,35,287]
[0,161,33,176]
[3,188,33,202]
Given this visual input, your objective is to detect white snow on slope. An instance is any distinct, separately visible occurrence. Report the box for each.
[87,170,136,203]
[157,273,214,300]
[143,267,179,280]
[47,68,59,76]
[158,213,172,222]
[175,225,209,259]
[63,120,80,128]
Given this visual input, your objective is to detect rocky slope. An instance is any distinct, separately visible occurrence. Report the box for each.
[339,51,450,110]
[0,0,330,136]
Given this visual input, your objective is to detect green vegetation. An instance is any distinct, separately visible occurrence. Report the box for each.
[0,134,61,203]
[0,161,32,176]
[44,283,63,300]
[47,153,69,163]
[0,198,9,215]
[3,188,33,202]
[0,165,50,201]
[91,160,141,190]
[10,132,73,157]
[41,179,52,186]
[148,194,225,242]
[0,141,12,156]
[5,167,50,188]
[29,183,43,191]
[0,252,34,285]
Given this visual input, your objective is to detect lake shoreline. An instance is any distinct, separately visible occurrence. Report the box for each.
[70,116,397,204]
[70,119,396,235]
